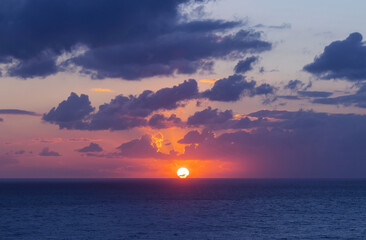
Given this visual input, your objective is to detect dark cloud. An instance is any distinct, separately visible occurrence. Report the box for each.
[0,118,3,122]
[179,110,366,177]
[73,29,271,80]
[234,56,259,74]
[0,109,40,116]
[39,147,61,157]
[187,107,263,129]
[278,96,301,100]
[76,143,103,153]
[87,79,197,130]
[8,51,59,78]
[44,80,198,130]
[201,74,256,101]
[201,74,276,102]
[304,32,366,81]
[284,80,312,92]
[108,109,366,177]
[312,83,366,108]
[44,78,277,131]
[148,114,183,129]
[15,150,25,155]
[187,107,233,125]
[43,92,94,129]
[284,80,305,91]
[297,91,333,98]
[313,91,366,108]
[178,129,214,144]
[116,135,168,159]
[255,83,276,95]
[0,0,271,79]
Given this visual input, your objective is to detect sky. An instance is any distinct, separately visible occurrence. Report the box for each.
[1,0,366,178]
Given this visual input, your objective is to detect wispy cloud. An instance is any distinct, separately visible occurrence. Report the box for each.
[200,78,219,83]
[0,109,40,116]
[90,88,114,93]
[254,23,291,30]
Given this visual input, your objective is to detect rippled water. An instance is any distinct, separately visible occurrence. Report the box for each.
[1,179,366,239]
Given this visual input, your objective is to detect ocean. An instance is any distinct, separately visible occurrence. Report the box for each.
[0,179,366,239]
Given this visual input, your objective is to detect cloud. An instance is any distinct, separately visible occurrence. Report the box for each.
[73,29,271,80]
[234,56,259,74]
[255,83,276,95]
[199,78,219,83]
[76,143,103,153]
[0,118,3,122]
[44,80,198,130]
[87,79,197,130]
[187,107,233,125]
[178,129,214,144]
[39,147,61,157]
[0,0,271,80]
[8,50,59,78]
[201,74,276,102]
[148,114,183,129]
[105,109,366,177]
[277,96,301,100]
[178,110,366,177]
[43,92,95,129]
[284,80,312,92]
[304,32,366,81]
[297,91,333,98]
[313,91,366,108]
[90,88,114,93]
[284,80,305,91]
[254,23,291,30]
[116,135,169,159]
[0,109,40,116]
[187,107,263,129]
[311,83,366,108]
[15,150,25,155]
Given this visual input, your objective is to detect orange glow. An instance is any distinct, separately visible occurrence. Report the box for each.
[151,133,163,151]
[177,167,189,178]
[200,78,219,83]
[90,88,114,92]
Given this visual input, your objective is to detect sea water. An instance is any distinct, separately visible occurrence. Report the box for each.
[1,179,366,239]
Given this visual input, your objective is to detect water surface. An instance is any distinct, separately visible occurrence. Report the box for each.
[1,179,365,239]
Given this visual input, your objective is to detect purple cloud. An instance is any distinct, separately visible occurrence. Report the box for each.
[43,93,94,129]
[234,56,259,74]
[76,143,103,153]
[202,74,275,102]
[304,32,366,81]
[148,114,183,129]
[0,0,271,80]
[0,109,40,116]
[43,79,198,130]
[116,135,169,159]
[39,147,61,157]
[179,110,366,177]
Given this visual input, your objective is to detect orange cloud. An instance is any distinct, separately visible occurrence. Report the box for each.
[90,88,114,92]
[151,133,164,151]
[200,78,219,83]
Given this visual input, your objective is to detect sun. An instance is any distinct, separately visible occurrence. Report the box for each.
[177,167,189,178]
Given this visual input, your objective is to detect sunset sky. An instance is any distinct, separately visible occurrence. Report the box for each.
[1,0,366,178]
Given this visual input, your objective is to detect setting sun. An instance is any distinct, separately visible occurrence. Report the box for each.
[177,168,189,178]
